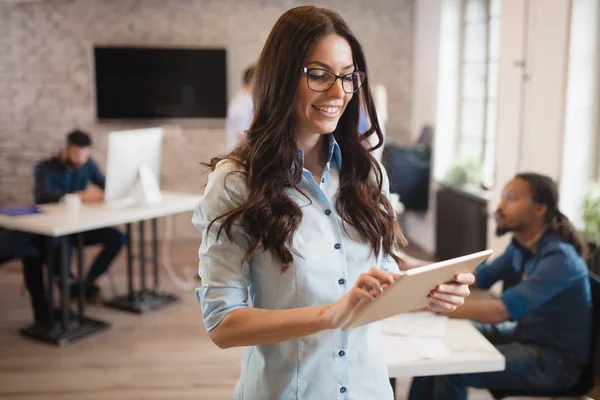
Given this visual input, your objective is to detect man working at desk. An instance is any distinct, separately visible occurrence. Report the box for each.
[409,173,592,399]
[28,130,123,307]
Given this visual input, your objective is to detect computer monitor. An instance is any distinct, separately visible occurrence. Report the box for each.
[104,128,163,206]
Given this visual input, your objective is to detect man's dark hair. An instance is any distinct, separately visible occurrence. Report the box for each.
[243,65,255,86]
[66,130,92,147]
[516,172,588,258]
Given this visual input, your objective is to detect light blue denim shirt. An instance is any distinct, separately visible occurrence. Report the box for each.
[193,135,399,400]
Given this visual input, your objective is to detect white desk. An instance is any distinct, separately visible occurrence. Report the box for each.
[383,315,505,395]
[0,191,202,346]
[0,192,201,237]
[384,318,505,377]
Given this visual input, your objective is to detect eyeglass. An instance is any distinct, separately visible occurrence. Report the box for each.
[301,67,366,94]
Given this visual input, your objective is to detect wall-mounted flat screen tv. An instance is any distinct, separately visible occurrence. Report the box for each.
[94,46,227,120]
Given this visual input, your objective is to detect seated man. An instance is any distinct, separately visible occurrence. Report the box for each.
[30,129,123,303]
[409,173,592,400]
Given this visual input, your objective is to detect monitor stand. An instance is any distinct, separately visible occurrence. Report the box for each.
[135,164,161,204]
[105,164,162,209]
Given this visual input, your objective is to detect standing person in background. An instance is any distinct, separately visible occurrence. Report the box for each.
[193,6,475,399]
[226,64,255,151]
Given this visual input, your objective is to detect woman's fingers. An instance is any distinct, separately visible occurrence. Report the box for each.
[351,286,376,302]
[434,282,471,298]
[356,274,386,296]
[429,280,471,310]
[455,272,475,284]
[367,267,396,285]
[427,298,457,312]
[429,291,465,307]
[355,268,395,293]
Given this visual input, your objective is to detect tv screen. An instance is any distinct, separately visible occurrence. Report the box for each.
[94,46,227,120]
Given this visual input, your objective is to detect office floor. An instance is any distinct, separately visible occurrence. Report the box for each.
[0,242,597,400]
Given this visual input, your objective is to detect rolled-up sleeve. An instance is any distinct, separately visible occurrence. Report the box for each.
[192,160,252,331]
[501,245,584,320]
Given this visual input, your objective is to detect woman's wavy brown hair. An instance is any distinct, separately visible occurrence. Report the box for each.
[205,6,407,271]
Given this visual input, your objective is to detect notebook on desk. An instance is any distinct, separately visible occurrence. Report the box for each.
[0,206,41,217]
[343,249,493,330]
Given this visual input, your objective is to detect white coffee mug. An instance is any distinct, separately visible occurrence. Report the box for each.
[62,193,81,215]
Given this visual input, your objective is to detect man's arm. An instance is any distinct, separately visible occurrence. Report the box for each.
[88,158,106,189]
[445,298,511,324]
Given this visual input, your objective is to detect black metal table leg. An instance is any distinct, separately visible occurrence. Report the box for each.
[105,219,179,314]
[76,233,85,321]
[60,236,69,332]
[46,237,55,326]
[126,223,134,301]
[152,218,159,292]
[139,220,146,294]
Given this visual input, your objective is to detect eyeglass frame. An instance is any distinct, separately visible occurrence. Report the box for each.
[301,67,367,94]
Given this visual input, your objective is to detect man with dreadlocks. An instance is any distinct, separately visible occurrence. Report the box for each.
[409,172,592,400]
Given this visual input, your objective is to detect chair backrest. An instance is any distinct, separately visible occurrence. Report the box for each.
[491,272,600,399]
[0,229,35,265]
[569,272,600,393]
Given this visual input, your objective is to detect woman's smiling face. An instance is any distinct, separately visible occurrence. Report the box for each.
[293,33,355,138]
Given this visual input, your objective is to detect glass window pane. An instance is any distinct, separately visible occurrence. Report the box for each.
[460,100,486,141]
[459,138,483,162]
[462,63,487,99]
[489,18,501,60]
[485,99,497,140]
[463,23,488,63]
[482,141,496,187]
[487,61,499,98]
[490,0,502,17]
[465,0,487,22]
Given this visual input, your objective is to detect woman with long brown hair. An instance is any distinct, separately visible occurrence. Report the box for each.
[193,6,474,399]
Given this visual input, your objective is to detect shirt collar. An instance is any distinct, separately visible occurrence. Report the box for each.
[511,228,552,254]
[327,134,342,170]
[296,134,342,171]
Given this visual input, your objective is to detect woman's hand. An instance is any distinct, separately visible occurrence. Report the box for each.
[326,267,395,329]
[425,273,475,312]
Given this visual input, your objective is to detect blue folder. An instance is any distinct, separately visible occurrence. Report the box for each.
[0,206,41,216]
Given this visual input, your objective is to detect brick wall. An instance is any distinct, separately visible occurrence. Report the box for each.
[0,0,414,240]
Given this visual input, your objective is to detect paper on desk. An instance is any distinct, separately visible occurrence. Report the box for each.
[380,312,451,362]
[380,312,448,338]
[382,335,451,362]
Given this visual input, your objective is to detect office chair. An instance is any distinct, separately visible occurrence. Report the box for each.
[491,272,600,400]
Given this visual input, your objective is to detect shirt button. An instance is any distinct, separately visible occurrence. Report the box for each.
[325,209,332,216]
[334,243,341,250]
[321,178,326,183]
[340,387,347,393]
[338,350,345,357]
[338,278,345,285]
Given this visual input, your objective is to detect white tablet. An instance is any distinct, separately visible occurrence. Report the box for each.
[342,249,493,330]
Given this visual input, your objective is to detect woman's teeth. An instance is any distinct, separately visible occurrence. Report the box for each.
[313,105,339,113]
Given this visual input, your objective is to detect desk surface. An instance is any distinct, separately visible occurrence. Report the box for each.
[384,317,505,377]
[0,192,202,237]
